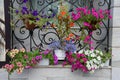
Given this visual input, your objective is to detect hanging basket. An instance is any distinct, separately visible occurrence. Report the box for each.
[23,18,36,30]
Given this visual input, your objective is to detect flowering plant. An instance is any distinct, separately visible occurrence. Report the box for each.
[72,7,112,31]
[10,0,50,30]
[49,40,76,53]
[3,48,40,74]
[3,48,58,74]
[40,49,58,65]
[50,4,75,41]
[63,49,111,73]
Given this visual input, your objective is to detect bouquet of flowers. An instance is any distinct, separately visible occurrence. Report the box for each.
[72,7,112,31]
[64,49,111,73]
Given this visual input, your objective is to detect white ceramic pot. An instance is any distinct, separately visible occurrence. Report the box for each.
[38,59,49,66]
[54,49,66,60]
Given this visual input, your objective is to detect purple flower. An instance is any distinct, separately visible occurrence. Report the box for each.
[21,6,29,14]
[23,0,28,3]
[44,49,50,55]
[64,41,76,52]
[36,18,40,21]
[15,10,19,14]
[42,25,46,28]
[25,66,32,69]
[35,55,42,60]
[32,10,39,16]
[46,21,50,25]
[53,54,58,65]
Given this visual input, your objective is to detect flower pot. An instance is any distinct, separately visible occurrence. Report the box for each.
[54,49,66,60]
[38,59,49,66]
[23,18,36,30]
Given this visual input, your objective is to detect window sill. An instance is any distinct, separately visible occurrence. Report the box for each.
[34,65,112,69]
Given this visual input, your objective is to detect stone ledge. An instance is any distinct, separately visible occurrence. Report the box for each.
[34,65,112,69]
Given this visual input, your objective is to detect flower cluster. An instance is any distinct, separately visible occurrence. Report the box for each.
[72,7,112,31]
[49,40,76,53]
[40,49,58,65]
[50,4,75,41]
[3,48,58,74]
[10,0,51,30]
[64,49,111,73]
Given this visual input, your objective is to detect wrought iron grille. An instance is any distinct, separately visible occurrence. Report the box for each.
[10,0,112,54]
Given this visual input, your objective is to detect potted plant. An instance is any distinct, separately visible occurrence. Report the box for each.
[63,49,111,73]
[49,40,76,60]
[10,0,50,30]
[3,48,40,74]
[49,3,77,60]
[38,49,58,65]
[72,7,112,31]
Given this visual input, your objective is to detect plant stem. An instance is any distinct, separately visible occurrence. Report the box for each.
[8,73,10,80]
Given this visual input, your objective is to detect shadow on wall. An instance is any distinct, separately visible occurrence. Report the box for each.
[0,18,6,61]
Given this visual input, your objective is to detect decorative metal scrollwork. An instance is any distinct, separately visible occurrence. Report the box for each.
[11,0,112,53]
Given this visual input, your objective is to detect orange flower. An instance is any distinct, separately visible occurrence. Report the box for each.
[65,37,70,41]
[67,15,70,19]
[58,15,62,20]
[69,22,74,27]
[51,23,55,28]
[69,33,74,38]
[60,11,66,17]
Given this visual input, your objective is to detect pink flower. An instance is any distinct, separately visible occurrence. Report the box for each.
[16,62,23,67]
[72,12,81,20]
[82,58,87,63]
[4,64,9,69]
[100,14,104,19]
[87,10,91,14]
[83,22,91,27]
[24,54,28,59]
[99,9,103,13]
[109,15,112,19]
[25,66,32,69]
[92,12,99,19]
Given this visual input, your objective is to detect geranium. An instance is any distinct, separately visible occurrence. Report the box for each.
[72,7,112,31]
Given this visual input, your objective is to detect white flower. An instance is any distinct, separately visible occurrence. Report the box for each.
[97,56,101,60]
[91,53,96,57]
[90,60,93,65]
[95,50,100,53]
[78,50,84,54]
[86,64,91,70]
[89,50,94,54]
[94,64,98,69]
[85,50,89,55]
[99,51,103,56]
[93,59,98,64]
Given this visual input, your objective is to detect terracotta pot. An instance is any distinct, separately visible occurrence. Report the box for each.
[23,18,36,30]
